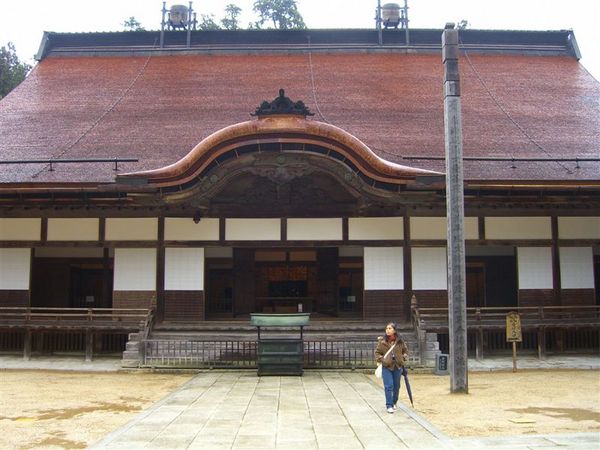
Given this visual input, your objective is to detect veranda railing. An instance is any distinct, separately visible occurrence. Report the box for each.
[412,305,600,359]
[0,307,150,329]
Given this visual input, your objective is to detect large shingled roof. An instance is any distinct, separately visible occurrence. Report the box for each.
[0,28,598,187]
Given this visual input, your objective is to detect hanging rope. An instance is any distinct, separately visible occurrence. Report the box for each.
[307,36,330,124]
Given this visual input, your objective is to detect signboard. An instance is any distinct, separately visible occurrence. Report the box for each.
[506,312,522,342]
[435,353,449,375]
[506,311,522,372]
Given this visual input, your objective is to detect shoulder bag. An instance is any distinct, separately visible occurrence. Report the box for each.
[375,342,396,379]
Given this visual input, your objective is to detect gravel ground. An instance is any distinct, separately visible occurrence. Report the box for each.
[373,369,600,437]
[0,369,598,448]
[0,370,191,449]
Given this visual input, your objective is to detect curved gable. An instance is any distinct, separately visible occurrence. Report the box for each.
[117,115,440,190]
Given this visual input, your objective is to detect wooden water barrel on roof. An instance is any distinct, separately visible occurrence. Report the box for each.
[169,4,189,28]
[382,3,401,28]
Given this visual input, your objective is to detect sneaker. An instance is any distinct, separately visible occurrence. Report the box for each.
[387,407,395,414]
[392,404,398,410]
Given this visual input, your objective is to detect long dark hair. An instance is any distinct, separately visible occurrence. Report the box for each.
[384,322,398,342]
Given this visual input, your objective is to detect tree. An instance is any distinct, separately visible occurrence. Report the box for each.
[253,0,306,30]
[457,20,469,30]
[221,4,242,30]
[0,42,31,99]
[122,16,145,31]
[198,14,221,30]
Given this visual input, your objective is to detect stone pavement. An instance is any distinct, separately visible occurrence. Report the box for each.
[92,371,452,449]
[89,368,600,450]
[2,354,599,449]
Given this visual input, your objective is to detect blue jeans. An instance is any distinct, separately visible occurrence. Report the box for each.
[382,366,401,408]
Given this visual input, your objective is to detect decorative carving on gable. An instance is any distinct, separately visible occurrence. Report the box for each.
[246,165,315,184]
[209,173,357,216]
[251,89,314,117]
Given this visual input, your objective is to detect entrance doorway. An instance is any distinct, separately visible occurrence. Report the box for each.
[466,247,518,308]
[466,263,485,307]
[205,247,363,318]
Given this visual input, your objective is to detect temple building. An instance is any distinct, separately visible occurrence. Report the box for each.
[0,25,598,365]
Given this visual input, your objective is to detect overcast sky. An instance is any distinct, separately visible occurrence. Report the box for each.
[1,0,598,81]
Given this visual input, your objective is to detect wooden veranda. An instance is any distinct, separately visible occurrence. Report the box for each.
[0,307,152,361]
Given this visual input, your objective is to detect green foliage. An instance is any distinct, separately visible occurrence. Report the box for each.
[222,4,242,30]
[457,20,469,30]
[252,0,306,30]
[122,16,145,31]
[198,14,221,30]
[0,42,31,99]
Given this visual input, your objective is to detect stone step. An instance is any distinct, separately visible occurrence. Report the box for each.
[125,341,139,351]
[128,332,140,341]
[122,349,139,358]
[154,320,414,333]
[149,331,418,344]
[121,358,140,368]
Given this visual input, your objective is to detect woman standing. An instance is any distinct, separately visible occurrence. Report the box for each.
[375,322,409,413]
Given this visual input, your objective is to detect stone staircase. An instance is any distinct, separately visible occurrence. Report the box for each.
[121,332,142,368]
[418,331,442,367]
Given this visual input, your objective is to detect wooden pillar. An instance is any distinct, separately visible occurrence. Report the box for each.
[100,219,111,309]
[85,329,93,362]
[537,327,546,360]
[551,216,561,305]
[556,329,566,352]
[23,329,32,360]
[156,217,165,321]
[403,215,413,321]
[41,217,48,243]
[102,248,111,308]
[443,23,468,393]
[475,328,483,361]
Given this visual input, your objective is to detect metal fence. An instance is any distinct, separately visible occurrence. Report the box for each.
[142,339,377,369]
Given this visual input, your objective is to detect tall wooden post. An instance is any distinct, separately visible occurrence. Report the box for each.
[443,23,468,393]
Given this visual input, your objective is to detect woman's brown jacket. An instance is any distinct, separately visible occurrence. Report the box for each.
[375,336,409,370]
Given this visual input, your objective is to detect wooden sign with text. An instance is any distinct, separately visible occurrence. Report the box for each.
[506,312,523,343]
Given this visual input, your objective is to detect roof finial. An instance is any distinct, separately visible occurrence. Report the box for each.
[251,89,314,117]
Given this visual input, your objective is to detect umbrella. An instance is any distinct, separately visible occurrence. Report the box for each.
[401,366,414,407]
